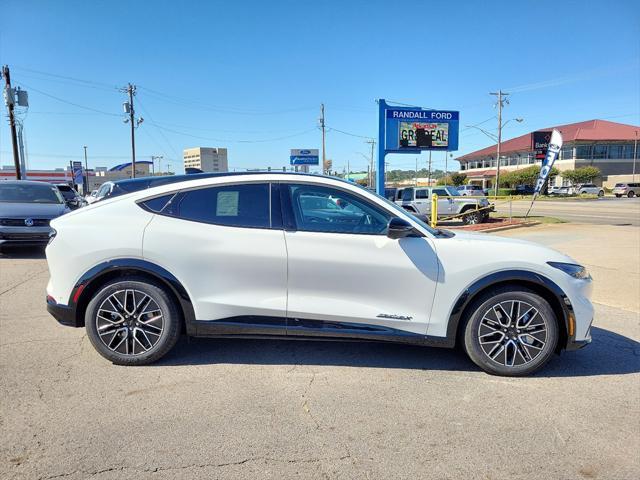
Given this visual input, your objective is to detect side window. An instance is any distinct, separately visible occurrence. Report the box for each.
[140,194,175,213]
[416,189,429,199]
[176,183,270,228]
[432,188,448,196]
[97,184,110,197]
[287,184,390,235]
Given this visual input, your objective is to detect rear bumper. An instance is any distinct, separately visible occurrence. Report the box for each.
[46,296,81,327]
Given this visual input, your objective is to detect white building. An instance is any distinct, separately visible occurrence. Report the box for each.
[183,147,228,173]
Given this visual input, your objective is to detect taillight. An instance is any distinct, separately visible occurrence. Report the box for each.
[48,228,57,245]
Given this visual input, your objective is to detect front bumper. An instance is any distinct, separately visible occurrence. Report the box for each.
[46,296,80,327]
[0,227,53,247]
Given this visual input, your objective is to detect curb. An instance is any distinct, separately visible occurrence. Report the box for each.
[447,221,541,233]
[476,221,541,233]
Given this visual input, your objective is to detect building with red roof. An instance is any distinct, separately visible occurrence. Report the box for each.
[456,119,639,189]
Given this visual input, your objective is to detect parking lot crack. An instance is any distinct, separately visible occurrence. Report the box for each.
[0,268,49,297]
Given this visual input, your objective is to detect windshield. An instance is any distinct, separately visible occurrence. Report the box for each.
[614,183,625,187]
[445,187,461,196]
[0,183,65,204]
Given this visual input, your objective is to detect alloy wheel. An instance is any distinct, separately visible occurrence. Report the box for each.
[95,289,164,356]
[477,300,548,367]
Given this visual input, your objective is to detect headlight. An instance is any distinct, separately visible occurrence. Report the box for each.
[547,261,591,280]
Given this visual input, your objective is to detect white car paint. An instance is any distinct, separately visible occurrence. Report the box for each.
[46,173,594,356]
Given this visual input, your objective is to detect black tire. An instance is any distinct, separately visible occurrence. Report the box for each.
[628,191,636,198]
[462,208,481,225]
[85,277,181,365]
[597,190,604,197]
[462,287,559,376]
[615,194,622,198]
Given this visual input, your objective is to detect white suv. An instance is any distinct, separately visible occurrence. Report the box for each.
[45,173,593,376]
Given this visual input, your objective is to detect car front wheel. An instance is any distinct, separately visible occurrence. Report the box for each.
[85,277,181,365]
[463,209,481,225]
[628,191,636,198]
[462,287,559,376]
[598,190,604,197]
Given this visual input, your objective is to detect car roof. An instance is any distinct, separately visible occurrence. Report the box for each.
[0,180,57,186]
[108,172,333,198]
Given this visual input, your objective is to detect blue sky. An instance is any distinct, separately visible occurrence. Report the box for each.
[1,0,638,174]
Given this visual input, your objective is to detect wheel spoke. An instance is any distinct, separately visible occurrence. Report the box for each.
[96,289,164,356]
[478,299,548,368]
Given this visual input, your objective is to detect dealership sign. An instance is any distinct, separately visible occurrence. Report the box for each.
[376,99,459,194]
[290,149,319,165]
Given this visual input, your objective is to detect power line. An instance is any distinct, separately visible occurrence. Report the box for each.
[137,85,317,116]
[326,126,374,140]
[12,66,120,90]
[16,82,121,117]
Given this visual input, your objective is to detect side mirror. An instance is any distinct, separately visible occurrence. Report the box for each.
[387,217,416,239]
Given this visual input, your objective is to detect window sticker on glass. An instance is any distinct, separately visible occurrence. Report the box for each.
[216,191,239,216]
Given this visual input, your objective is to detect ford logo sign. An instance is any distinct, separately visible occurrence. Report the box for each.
[24,218,34,227]
[299,150,311,154]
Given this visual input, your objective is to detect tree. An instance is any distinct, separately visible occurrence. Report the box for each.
[498,165,559,187]
[562,166,601,185]
[436,175,452,185]
[450,172,467,186]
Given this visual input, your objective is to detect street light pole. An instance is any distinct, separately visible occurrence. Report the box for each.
[633,130,638,183]
[490,90,509,196]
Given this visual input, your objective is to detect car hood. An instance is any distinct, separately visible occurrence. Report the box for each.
[434,229,576,265]
[0,202,68,218]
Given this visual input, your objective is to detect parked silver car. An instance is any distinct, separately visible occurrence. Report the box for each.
[612,182,639,198]
[456,184,486,196]
[576,184,604,197]
[0,181,69,250]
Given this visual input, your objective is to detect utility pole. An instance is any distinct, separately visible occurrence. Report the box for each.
[2,66,21,180]
[366,139,376,188]
[83,146,88,193]
[151,155,163,175]
[444,151,448,185]
[320,103,326,174]
[428,151,432,186]
[490,90,509,196]
[122,83,143,178]
[415,157,418,186]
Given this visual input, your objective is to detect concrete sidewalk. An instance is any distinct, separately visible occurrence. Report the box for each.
[492,223,640,313]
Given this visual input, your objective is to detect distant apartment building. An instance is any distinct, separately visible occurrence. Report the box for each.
[183,147,228,173]
[456,120,639,189]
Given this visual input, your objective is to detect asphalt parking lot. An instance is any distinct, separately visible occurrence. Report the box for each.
[1,222,639,480]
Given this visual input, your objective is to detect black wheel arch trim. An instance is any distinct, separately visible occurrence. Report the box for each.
[446,269,575,351]
[68,258,196,330]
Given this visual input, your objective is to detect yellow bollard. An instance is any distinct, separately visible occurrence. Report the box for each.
[431,193,438,229]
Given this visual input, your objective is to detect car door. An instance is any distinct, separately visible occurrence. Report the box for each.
[281,182,439,338]
[432,187,455,215]
[142,182,288,332]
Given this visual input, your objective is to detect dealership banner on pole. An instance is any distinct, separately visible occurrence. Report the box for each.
[72,161,83,186]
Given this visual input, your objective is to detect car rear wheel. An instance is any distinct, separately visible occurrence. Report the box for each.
[615,194,622,198]
[462,287,559,376]
[628,191,636,198]
[85,277,181,365]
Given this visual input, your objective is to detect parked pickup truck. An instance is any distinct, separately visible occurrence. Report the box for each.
[401,186,493,224]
